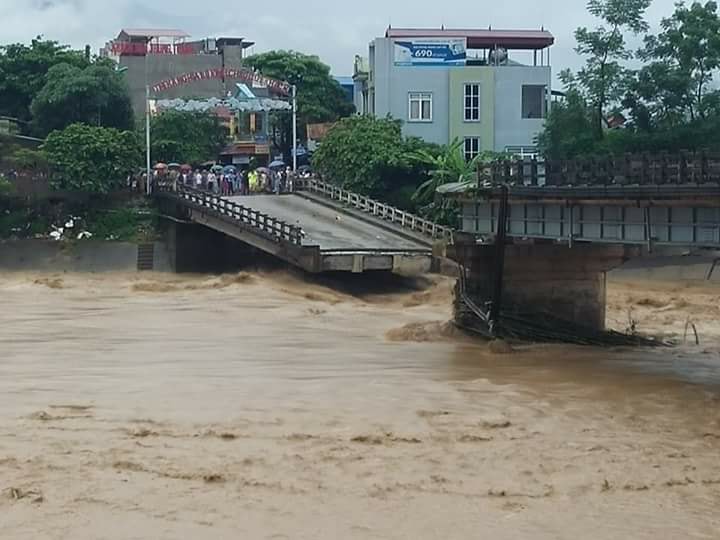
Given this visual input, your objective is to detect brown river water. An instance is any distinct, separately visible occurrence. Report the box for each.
[1,271,719,539]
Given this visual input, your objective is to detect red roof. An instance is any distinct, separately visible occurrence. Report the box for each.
[386,28,554,50]
[119,29,191,39]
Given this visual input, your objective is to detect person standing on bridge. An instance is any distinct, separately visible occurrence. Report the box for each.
[285,167,294,193]
[207,171,217,193]
[272,170,282,195]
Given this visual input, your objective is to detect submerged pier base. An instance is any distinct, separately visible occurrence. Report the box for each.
[450,242,639,340]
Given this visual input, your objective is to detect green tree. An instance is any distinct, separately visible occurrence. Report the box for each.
[561,0,652,136]
[43,124,141,193]
[8,147,48,170]
[311,115,433,199]
[244,51,355,155]
[537,91,600,158]
[31,63,134,136]
[635,1,720,125]
[0,38,89,122]
[0,174,12,195]
[149,110,228,165]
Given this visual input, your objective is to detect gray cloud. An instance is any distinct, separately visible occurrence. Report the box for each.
[2,0,682,82]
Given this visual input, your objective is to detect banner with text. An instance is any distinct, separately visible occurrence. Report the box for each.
[393,39,467,67]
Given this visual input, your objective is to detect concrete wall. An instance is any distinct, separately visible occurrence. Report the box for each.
[372,38,450,145]
[449,67,495,152]
[493,66,551,152]
[0,240,171,272]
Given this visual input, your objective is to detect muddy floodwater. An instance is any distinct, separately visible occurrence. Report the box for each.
[1,271,719,539]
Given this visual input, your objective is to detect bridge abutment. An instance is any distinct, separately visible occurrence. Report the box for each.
[451,243,638,333]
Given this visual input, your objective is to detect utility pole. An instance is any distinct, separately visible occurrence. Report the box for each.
[145,38,152,195]
[292,84,297,172]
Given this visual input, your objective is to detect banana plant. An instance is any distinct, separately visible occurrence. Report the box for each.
[409,138,496,206]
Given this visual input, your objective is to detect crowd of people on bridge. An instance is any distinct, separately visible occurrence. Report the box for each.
[137,163,299,195]
[182,166,295,195]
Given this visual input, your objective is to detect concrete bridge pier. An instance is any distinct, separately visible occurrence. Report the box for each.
[164,220,261,273]
[451,243,639,332]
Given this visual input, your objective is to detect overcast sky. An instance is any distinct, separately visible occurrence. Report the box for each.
[2,0,682,81]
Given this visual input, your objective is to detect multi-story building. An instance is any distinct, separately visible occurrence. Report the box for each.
[354,27,554,157]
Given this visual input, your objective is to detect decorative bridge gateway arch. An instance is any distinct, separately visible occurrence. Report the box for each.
[150,67,291,96]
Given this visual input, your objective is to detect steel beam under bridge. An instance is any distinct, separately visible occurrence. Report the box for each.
[461,186,720,248]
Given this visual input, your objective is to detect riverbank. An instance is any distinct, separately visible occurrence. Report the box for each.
[1,271,718,539]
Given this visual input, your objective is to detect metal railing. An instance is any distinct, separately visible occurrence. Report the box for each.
[156,182,303,245]
[296,177,452,241]
[485,152,720,188]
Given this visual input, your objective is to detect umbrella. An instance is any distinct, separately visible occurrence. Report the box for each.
[211,164,224,173]
[269,160,285,169]
[180,164,193,171]
[168,163,182,170]
[255,167,270,174]
[223,165,237,173]
[153,162,168,170]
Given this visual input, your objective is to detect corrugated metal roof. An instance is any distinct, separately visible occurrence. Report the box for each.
[385,28,554,49]
[119,28,191,39]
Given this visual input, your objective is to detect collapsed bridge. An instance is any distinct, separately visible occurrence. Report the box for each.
[156,178,451,274]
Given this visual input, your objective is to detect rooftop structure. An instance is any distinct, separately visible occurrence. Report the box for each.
[103,29,254,58]
[385,28,555,50]
[118,28,191,40]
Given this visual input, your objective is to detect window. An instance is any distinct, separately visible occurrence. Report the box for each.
[464,137,480,161]
[408,92,432,122]
[522,85,547,119]
[464,84,480,121]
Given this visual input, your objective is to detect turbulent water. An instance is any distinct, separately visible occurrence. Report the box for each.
[1,271,719,539]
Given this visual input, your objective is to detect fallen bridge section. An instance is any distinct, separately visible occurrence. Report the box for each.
[157,184,446,274]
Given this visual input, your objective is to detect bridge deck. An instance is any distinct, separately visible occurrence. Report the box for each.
[226,194,429,252]
[157,183,440,273]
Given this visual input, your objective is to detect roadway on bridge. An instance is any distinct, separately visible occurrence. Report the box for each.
[226,194,430,252]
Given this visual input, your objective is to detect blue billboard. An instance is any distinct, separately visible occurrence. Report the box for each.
[394,39,467,67]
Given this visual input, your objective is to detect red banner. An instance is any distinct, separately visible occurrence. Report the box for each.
[110,42,197,56]
[151,68,291,96]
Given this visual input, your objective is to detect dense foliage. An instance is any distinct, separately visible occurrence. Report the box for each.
[540,0,720,158]
[633,1,720,127]
[43,124,141,193]
[31,63,134,136]
[149,110,228,165]
[560,0,652,137]
[312,116,436,203]
[244,51,355,155]
[0,38,89,122]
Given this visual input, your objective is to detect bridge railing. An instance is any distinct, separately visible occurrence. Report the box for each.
[485,152,720,187]
[296,177,452,241]
[156,182,303,245]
